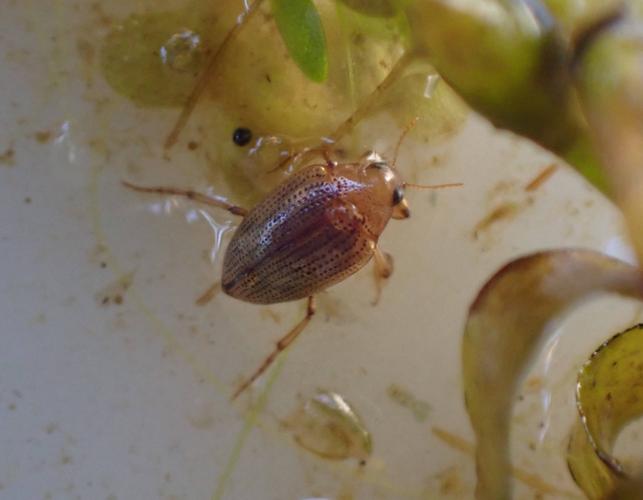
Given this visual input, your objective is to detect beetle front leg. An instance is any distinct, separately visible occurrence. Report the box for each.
[231,296,316,400]
[122,181,248,217]
[372,246,394,306]
[268,144,336,173]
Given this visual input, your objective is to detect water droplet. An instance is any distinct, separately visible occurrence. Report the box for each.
[424,73,441,99]
[159,30,202,73]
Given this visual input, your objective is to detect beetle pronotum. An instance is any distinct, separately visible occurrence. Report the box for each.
[125,125,461,399]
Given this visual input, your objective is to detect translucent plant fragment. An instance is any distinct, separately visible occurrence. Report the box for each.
[568,324,643,499]
[101,10,210,107]
[283,390,372,462]
[461,249,643,499]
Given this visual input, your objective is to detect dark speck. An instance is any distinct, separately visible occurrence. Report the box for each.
[34,131,52,144]
[233,127,252,147]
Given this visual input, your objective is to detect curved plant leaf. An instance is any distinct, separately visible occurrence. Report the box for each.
[568,324,643,499]
[462,249,643,499]
[271,0,328,82]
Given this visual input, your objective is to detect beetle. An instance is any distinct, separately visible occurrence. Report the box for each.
[124,138,461,399]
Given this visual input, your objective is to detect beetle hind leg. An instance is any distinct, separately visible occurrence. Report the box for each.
[231,296,316,400]
[122,181,248,217]
[372,247,394,306]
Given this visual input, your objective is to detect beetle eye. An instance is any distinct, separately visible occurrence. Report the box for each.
[392,186,404,205]
[368,161,388,170]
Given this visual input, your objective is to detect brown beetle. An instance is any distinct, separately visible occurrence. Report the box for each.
[124,146,460,398]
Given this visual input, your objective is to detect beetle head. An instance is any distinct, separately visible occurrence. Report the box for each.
[363,155,410,220]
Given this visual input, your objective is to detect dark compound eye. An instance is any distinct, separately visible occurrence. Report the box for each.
[392,186,404,205]
[232,127,252,146]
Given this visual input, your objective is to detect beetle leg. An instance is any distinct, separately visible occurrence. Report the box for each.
[195,281,220,306]
[372,247,394,306]
[122,181,248,217]
[268,145,335,173]
[231,296,316,400]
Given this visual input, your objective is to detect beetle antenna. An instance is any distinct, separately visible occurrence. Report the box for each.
[392,116,419,169]
[403,182,463,190]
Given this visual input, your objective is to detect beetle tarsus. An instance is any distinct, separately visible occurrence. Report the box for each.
[231,296,316,400]
[372,247,394,306]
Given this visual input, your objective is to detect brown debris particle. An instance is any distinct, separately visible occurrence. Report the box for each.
[76,38,94,66]
[95,272,134,307]
[195,282,220,306]
[472,202,521,238]
[525,164,559,192]
[34,131,52,144]
[0,147,15,166]
[387,383,431,422]
[436,466,465,496]
[90,3,113,27]
[45,422,59,434]
[524,376,544,393]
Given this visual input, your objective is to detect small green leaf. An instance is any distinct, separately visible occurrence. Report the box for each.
[271,0,328,82]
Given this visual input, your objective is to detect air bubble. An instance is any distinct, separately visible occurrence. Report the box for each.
[159,29,202,73]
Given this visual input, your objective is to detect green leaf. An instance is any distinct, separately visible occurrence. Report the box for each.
[568,323,643,499]
[271,0,328,82]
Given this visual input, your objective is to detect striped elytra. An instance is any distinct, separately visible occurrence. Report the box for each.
[222,157,408,304]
